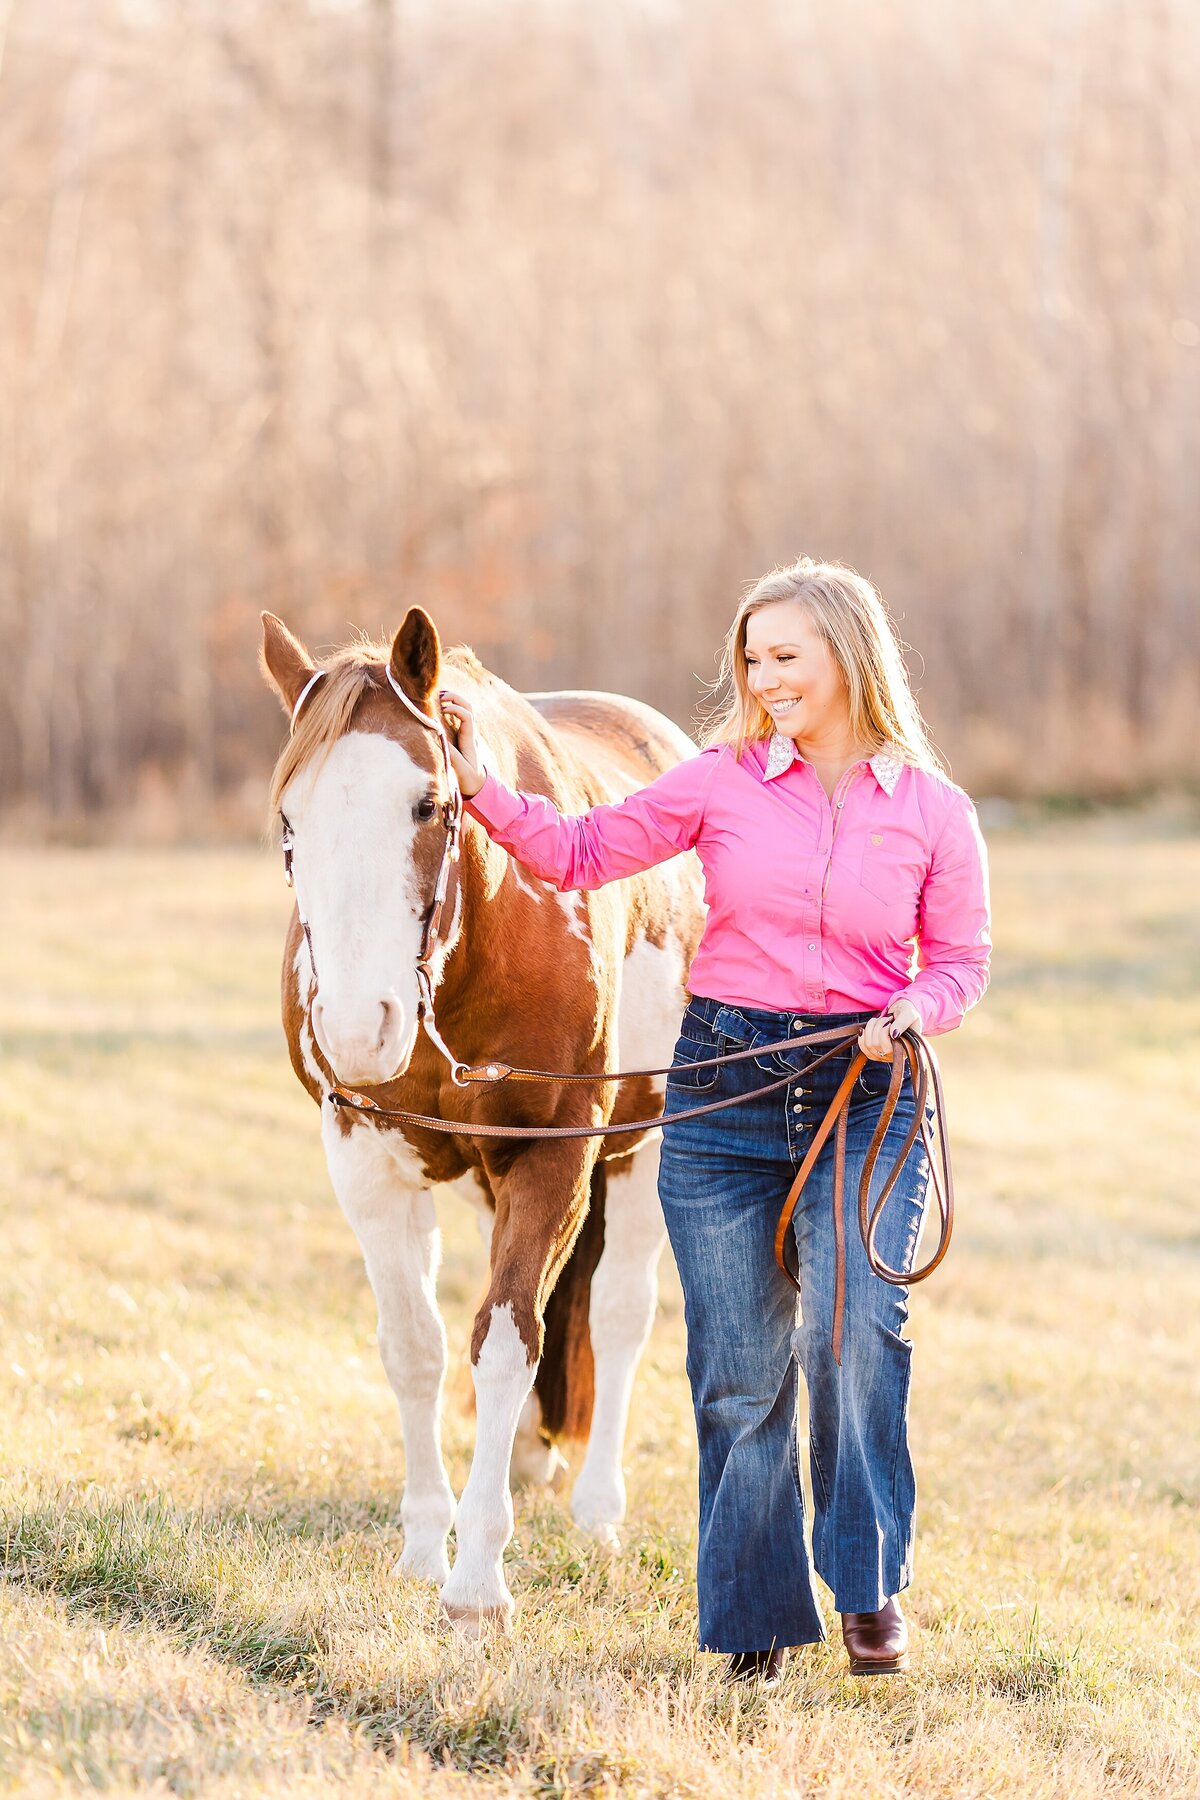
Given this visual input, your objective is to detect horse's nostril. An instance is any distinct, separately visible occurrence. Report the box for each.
[378,996,402,1052]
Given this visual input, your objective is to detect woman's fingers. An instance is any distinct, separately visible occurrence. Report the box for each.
[437,689,472,743]
[436,689,485,797]
[437,688,470,728]
[857,1016,892,1061]
[858,1000,921,1060]
[888,1000,922,1037]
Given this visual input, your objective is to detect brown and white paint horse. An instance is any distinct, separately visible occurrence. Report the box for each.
[260,607,705,1631]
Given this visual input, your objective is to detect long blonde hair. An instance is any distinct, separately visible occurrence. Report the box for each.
[699,557,947,774]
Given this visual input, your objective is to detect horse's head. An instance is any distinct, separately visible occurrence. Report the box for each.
[261,607,464,1088]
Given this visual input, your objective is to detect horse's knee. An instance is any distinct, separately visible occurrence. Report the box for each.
[377,1320,446,1400]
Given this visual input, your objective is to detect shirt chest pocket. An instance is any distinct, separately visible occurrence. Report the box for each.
[858,831,926,908]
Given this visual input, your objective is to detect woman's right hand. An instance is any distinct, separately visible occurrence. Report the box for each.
[437,689,487,798]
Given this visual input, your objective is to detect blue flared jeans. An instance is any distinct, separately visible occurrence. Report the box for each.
[657,995,932,1653]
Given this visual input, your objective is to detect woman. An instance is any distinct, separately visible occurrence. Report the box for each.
[437,557,991,1683]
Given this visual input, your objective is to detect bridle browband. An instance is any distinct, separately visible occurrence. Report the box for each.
[278,663,956,1362]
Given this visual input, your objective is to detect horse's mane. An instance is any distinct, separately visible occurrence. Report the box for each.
[268,635,487,816]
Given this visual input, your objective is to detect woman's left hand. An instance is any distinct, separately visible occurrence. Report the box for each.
[858,1000,923,1062]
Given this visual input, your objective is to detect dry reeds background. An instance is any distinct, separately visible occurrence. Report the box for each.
[2,0,1199,824]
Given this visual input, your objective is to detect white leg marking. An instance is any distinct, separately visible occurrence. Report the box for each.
[320,1107,457,1584]
[439,1302,535,1630]
[571,1143,666,1543]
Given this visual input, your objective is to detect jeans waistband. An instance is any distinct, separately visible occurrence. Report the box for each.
[686,994,877,1031]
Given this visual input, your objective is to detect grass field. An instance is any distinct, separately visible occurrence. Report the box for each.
[2,810,1199,1798]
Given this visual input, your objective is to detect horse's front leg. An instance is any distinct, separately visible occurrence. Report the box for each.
[438,1137,594,1634]
[321,1106,457,1583]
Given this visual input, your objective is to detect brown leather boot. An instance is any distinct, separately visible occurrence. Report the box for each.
[724,1647,787,1687]
[839,1596,909,1675]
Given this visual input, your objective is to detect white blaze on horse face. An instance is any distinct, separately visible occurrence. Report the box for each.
[283,730,449,1087]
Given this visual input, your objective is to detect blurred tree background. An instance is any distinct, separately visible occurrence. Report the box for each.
[1,0,1198,828]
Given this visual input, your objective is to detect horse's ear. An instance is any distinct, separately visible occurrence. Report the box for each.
[389,607,441,710]
[260,612,316,716]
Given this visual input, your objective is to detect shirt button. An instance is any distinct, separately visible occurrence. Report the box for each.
[807,942,817,951]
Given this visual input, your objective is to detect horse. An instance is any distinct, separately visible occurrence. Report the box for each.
[259,606,706,1632]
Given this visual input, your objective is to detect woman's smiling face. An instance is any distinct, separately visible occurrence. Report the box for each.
[743,600,849,742]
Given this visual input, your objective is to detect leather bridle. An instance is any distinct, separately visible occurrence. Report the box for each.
[280,664,955,1363]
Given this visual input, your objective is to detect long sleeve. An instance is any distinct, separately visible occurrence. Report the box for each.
[463,749,721,891]
[888,787,992,1036]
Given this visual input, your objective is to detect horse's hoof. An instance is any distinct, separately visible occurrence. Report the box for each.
[581,1520,621,1551]
[570,1472,626,1543]
[391,1543,450,1585]
[439,1600,515,1640]
[509,1436,568,1490]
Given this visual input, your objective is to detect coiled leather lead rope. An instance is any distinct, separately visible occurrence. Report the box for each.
[328,1020,953,1364]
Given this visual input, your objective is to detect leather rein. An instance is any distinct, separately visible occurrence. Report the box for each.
[281,669,954,1364]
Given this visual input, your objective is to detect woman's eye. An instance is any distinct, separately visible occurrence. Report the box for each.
[416,796,438,822]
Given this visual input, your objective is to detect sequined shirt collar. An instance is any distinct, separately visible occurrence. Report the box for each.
[762,732,905,795]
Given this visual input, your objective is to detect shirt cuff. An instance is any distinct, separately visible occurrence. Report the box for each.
[462,767,526,833]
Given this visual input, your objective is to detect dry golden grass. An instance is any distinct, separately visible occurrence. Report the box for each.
[2,809,1198,1797]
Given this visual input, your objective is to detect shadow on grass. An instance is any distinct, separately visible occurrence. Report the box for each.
[0,1488,685,1782]
[3,1489,1119,1785]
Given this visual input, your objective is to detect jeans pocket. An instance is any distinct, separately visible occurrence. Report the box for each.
[709,1004,797,1079]
[856,1057,896,1100]
[666,1028,723,1092]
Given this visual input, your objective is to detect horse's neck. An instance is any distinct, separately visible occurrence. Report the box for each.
[434,826,506,1002]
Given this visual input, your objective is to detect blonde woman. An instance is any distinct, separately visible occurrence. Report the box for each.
[438,557,991,1683]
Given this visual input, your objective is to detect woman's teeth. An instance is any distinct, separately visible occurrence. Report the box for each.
[769,699,800,713]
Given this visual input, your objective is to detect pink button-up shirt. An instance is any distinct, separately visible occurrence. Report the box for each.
[464,734,991,1035]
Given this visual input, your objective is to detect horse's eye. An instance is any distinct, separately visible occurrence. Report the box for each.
[416,796,438,822]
